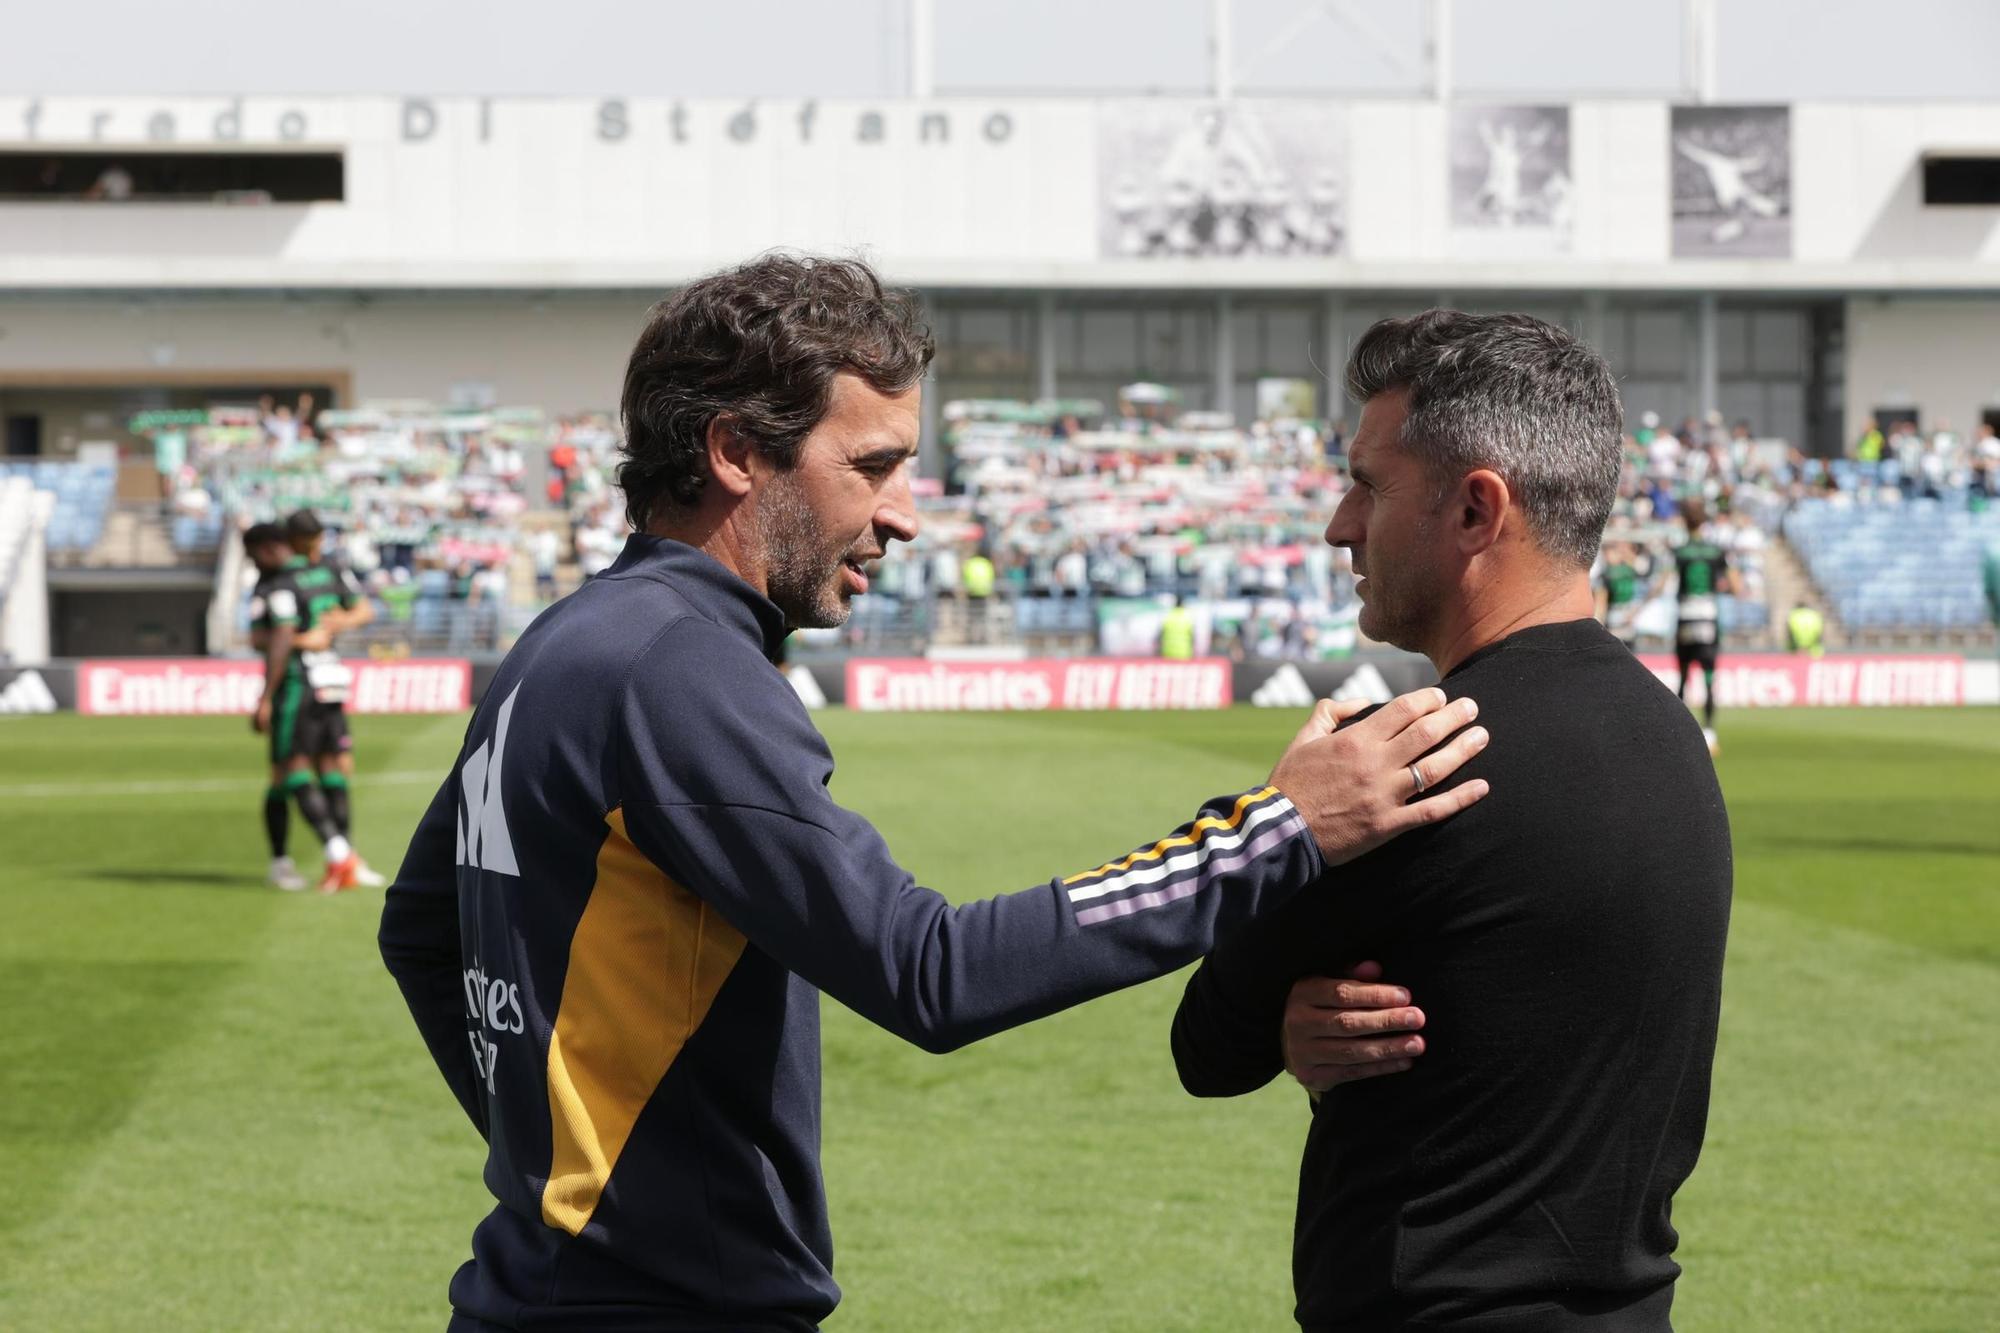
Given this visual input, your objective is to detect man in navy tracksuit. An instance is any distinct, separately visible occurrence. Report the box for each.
[379,255,1490,1331]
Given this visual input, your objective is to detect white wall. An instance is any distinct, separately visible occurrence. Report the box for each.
[0,296,650,410]
[5,0,1993,102]
[2,96,1999,290]
[1844,297,2000,440]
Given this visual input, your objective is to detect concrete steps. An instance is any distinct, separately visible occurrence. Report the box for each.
[78,506,182,569]
[1761,537,1831,647]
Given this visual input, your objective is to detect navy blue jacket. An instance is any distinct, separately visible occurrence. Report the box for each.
[380,535,1325,1331]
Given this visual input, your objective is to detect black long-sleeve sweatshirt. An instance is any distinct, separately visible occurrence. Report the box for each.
[379,535,1327,1332]
[1172,618,1732,1331]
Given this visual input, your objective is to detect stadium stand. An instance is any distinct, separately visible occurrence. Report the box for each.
[1785,496,2000,638]
[146,403,539,653]
[87,387,1994,661]
[0,460,115,554]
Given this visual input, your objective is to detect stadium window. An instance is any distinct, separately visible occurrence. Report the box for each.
[0,150,344,203]
[1921,153,2000,206]
[1138,307,1212,378]
[1077,308,1142,376]
[1628,308,1689,380]
[1229,307,1264,370]
[934,304,1032,379]
[1717,311,1753,378]
[1749,311,1807,378]
[1251,306,1317,377]
[1594,310,1629,369]
[1873,404,1921,435]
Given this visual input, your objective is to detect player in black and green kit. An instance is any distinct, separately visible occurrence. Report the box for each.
[1595,539,1648,647]
[282,510,385,888]
[246,523,357,891]
[1672,499,1738,757]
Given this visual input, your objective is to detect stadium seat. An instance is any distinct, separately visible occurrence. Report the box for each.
[1785,497,1999,634]
[3,461,117,554]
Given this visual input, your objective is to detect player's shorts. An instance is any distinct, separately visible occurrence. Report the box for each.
[268,675,310,765]
[269,680,350,764]
[300,701,352,759]
[1676,618,1720,673]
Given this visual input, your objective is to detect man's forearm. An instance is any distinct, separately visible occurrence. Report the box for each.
[380,777,486,1135]
[1169,890,1319,1097]
[263,628,293,699]
[324,602,375,634]
[1171,960,1289,1096]
[380,893,489,1136]
[635,787,1326,1056]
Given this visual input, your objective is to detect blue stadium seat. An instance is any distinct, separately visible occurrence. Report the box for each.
[1785,497,1999,633]
[6,460,117,554]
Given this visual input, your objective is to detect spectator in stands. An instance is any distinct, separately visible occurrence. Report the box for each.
[1854,417,1885,471]
[930,541,961,600]
[531,527,561,601]
[1890,420,1925,494]
[1646,419,1683,484]
[1055,541,1089,597]
[1223,616,1253,662]
[1324,417,1347,460]
[470,562,509,647]
[1919,421,1954,499]
[1158,596,1196,660]
[1786,602,1825,656]
[260,396,301,453]
[341,525,381,579]
[378,569,418,624]
[1974,423,2000,498]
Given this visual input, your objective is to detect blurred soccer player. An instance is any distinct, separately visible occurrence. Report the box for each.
[244,523,307,888]
[245,523,357,891]
[1594,538,1647,648]
[1173,312,1732,1330]
[284,509,384,886]
[1672,498,1739,755]
[380,255,1492,1332]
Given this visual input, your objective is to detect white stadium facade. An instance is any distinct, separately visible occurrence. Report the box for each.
[3,0,2000,471]
[2,0,1999,712]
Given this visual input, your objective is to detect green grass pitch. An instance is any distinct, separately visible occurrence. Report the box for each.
[1,706,1995,1330]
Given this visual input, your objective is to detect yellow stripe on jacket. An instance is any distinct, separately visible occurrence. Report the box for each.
[541,807,747,1236]
[1061,787,1281,886]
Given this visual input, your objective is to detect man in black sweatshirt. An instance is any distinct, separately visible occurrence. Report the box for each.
[379,257,1494,1332]
[1172,311,1732,1331]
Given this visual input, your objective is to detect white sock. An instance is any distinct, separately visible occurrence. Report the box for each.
[325,836,353,863]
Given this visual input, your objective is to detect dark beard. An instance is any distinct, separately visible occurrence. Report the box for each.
[759,474,855,630]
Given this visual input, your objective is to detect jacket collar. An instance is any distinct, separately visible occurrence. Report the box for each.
[606,533,790,661]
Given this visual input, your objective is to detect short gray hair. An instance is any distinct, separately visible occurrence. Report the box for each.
[1344,310,1624,568]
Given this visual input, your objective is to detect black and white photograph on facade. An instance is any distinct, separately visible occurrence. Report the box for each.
[1671,105,1792,258]
[1098,103,1346,259]
[1448,104,1572,255]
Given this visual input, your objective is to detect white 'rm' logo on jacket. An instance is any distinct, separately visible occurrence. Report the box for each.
[457,684,521,874]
